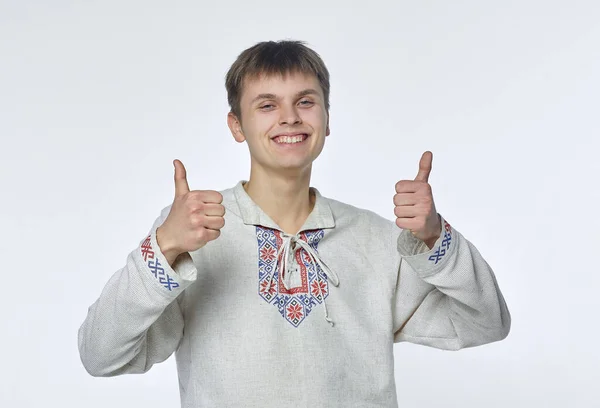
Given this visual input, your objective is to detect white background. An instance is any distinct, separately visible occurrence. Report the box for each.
[1,0,599,406]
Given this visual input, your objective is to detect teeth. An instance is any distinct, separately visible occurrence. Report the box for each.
[274,135,305,144]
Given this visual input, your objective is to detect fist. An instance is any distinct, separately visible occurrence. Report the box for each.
[393,151,441,247]
[157,159,225,264]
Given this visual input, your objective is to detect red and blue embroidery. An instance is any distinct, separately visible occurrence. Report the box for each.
[140,235,180,291]
[256,226,328,327]
[428,220,452,264]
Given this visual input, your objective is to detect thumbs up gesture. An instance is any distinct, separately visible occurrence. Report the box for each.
[156,159,225,265]
[394,151,442,248]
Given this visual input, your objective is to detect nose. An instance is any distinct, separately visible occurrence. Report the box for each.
[278,104,302,126]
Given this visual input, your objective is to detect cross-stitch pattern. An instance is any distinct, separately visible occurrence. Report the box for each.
[428,220,453,264]
[141,235,180,291]
[256,227,328,327]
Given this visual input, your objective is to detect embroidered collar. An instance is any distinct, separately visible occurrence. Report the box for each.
[232,180,339,326]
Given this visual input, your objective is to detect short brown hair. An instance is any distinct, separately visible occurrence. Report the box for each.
[225,40,330,121]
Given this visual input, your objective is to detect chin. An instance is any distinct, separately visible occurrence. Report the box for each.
[272,158,315,172]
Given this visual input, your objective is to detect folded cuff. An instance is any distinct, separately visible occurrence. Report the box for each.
[397,214,456,277]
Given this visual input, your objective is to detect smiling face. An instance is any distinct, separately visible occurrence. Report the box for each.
[227,70,330,175]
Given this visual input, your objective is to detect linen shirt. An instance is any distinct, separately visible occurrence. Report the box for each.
[78,180,511,407]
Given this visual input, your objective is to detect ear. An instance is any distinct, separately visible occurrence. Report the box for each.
[326,113,330,136]
[227,112,246,143]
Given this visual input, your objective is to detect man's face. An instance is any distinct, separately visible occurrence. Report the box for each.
[228,71,330,174]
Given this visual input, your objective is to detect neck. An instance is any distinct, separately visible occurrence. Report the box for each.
[243,165,315,235]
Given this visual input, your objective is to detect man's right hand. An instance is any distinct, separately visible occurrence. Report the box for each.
[156,159,225,266]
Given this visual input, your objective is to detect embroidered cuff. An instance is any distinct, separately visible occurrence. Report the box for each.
[397,214,455,276]
[137,227,197,297]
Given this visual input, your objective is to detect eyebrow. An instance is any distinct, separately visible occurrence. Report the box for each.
[250,89,320,104]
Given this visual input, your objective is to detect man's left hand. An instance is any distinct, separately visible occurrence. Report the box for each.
[394,151,442,248]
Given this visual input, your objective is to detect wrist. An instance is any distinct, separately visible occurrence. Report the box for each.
[424,236,438,250]
[424,213,442,249]
[156,226,182,264]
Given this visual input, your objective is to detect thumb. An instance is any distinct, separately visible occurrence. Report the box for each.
[414,151,433,182]
[173,159,190,197]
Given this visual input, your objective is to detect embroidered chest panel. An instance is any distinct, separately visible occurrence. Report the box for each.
[255,226,329,327]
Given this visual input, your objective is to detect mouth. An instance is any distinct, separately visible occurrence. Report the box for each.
[271,133,310,145]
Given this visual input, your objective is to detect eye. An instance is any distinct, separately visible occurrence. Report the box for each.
[299,100,314,106]
[259,104,274,110]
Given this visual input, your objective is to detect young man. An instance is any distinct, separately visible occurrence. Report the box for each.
[78,40,511,407]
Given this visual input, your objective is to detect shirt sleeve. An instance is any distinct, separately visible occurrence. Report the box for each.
[392,214,511,350]
[78,205,198,376]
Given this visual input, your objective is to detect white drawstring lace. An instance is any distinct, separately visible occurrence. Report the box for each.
[267,232,339,326]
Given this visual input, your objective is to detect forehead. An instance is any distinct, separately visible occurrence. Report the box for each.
[241,71,322,101]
